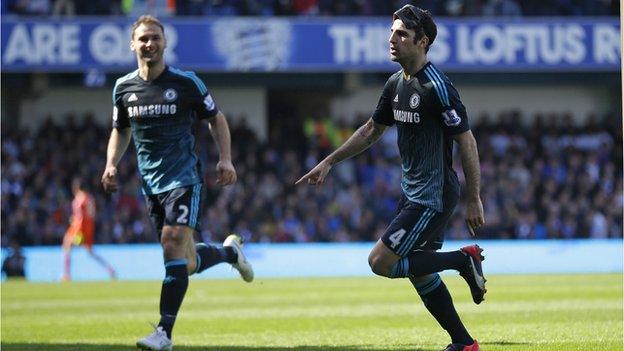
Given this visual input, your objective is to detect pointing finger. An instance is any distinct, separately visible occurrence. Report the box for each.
[295,174,310,185]
[466,220,476,237]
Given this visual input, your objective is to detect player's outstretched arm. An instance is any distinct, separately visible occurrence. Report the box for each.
[206,111,237,186]
[453,130,485,236]
[296,118,387,185]
[101,128,132,193]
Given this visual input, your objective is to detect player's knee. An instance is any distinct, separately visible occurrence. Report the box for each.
[161,241,177,257]
[160,228,185,255]
[368,253,392,277]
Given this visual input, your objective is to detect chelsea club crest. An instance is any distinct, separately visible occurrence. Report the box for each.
[163,89,178,102]
[409,93,420,109]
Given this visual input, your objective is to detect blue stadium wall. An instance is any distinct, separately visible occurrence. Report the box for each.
[2,240,622,282]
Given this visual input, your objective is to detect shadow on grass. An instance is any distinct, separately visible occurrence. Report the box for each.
[481,341,533,346]
[1,344,433,351]
[1,341,536,350]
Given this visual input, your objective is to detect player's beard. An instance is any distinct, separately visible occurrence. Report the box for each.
[141,50,163,66]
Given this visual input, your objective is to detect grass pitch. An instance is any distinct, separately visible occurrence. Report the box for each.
[2,274,622,350]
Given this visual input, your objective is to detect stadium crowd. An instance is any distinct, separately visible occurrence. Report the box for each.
[3,0,619,17]
[1,110,622,247]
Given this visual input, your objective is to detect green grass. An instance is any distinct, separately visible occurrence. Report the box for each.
[2,274,622,350]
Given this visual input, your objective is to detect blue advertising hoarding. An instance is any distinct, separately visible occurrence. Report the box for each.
[1,17,620,72]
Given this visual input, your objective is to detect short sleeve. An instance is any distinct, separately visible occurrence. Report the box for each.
[194,92,219,120]
[112,92,130,129]
[371,76,396,126]
[185,73,218,120]
[429,75,469,135]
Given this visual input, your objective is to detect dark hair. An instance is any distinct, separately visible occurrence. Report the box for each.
[131,15,165,39]
[393,5,437,52]
[72,177,85,191]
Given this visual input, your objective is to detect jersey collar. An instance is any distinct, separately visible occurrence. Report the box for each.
[137,65,169,84]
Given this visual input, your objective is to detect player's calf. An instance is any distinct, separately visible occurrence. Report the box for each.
[191,242,235,275]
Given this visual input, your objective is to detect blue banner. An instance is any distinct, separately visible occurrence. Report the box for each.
[1,18,620,72]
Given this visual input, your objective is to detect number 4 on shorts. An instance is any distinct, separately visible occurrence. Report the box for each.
[388,229,406,249]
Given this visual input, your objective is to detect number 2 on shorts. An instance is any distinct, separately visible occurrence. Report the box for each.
[177,205,189,224]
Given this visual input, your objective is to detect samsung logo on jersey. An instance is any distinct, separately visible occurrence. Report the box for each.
[393,109,420,123]
[127,104,177,118]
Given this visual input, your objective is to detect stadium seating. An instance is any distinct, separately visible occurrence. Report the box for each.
[1,110,621,246]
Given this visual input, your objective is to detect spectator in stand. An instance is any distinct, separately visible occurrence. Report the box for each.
[482,0,522,16]
[6,0,50,15]
[1,110,622,247]
[2,239,26,278]
[52,0,75,16]
[125,0,175,17]
[4,0,620,16]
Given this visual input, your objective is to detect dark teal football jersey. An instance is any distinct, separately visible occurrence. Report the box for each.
[112,66,218,195]
[372,62,469,212]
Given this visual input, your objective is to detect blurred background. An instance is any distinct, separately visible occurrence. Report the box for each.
[1,0,621,280]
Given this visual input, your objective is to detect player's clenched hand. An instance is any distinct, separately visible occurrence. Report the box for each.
[216,160,237,186]
[465,197,485,237]
[295,160,332,186]
[101,166,119,193]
